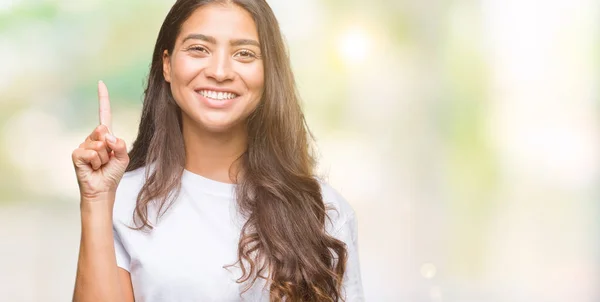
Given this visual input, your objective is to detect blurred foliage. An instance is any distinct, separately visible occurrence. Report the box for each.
[0,1,598,300]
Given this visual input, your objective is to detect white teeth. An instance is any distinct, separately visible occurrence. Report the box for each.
[199,90,237,100]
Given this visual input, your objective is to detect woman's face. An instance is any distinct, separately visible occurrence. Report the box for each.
[163,3,264,133]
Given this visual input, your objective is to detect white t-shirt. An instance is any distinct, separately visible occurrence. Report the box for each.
[113,166,364,301]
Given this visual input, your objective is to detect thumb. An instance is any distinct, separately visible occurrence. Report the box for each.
[105,133,129,163]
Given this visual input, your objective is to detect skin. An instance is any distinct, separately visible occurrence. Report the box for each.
[72,3,264,301]
[163,3,264,183]
[72,81,134,302]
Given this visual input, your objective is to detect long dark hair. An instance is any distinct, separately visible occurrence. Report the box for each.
[126,0,348,300]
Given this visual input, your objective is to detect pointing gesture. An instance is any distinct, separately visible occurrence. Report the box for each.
[98,80,112,133]
[71,81,130,203]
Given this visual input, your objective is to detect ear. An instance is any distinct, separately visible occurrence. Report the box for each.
[162,50,172,83]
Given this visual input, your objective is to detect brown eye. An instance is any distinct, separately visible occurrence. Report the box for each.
[234,49,257,59]
[189,46,209,54]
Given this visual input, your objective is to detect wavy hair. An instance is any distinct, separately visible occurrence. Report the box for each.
[125,0,348,300]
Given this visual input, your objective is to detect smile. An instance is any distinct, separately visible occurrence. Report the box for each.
[198,90,238,100]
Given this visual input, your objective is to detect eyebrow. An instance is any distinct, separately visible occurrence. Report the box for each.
[182,33,260,48]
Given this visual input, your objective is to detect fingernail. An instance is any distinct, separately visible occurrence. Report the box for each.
[106,134,116,143]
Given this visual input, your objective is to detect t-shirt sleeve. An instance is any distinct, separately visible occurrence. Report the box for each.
[334,213,365,301]
[113,226,131,272]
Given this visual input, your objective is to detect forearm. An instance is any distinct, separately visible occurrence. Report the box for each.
[73,200,122,302]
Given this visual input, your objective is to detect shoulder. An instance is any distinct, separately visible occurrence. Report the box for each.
[319,181,365,299]
[318,180,357,237]
[119,165,147,190]
[112,166,148,223]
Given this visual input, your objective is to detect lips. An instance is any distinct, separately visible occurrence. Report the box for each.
[195,86,240,95]
[195,90,239,109]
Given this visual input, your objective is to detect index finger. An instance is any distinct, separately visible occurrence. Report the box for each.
[98,80,112,133]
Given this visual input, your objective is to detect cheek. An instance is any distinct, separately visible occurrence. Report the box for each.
[172,55,202,83]
[239,64,264,94]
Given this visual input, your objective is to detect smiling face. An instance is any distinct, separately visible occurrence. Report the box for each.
[162,3,264,133]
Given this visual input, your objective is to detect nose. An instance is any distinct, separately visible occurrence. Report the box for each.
[205,49,235,82]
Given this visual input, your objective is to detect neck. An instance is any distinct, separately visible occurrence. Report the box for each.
[182,117,247,184]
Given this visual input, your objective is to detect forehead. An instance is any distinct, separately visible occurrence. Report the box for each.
[178,3,259,42]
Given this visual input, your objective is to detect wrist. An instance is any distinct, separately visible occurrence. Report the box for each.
[80,194,115,214]
[80,190,115,203]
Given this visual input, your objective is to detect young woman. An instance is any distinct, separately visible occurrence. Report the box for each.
[71,0,364,301]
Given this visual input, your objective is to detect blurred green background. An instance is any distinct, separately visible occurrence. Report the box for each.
[0,0,598,301]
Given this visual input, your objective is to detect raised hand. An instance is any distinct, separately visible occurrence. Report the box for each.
[71,81,130,203]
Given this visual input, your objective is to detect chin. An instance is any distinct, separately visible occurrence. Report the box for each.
[180,103,250,134]
[194,116,242,134]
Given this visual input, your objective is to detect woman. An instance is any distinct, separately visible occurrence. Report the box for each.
[71,0,364,301]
